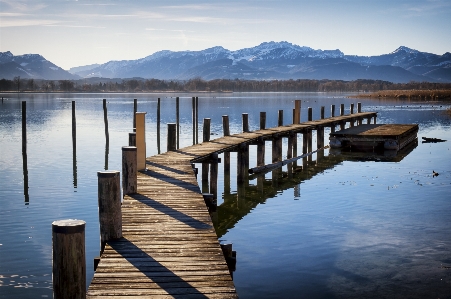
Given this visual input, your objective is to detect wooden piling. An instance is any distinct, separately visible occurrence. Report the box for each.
[135,112,147,170]
[257,112,266,167]
[242,113,249,133]
[308,107,313,121]
[72,101,77,188]
[237,143,248,184]
[331,104,335,117]
[97,171,122,252]
[176,97,180,149]
[157,98,161,154]
[272,134,282,163]
[350,103,355,114]
[133,99,137,132]
[321,106,325,119]
[196,97,199,144]
[167,123,177,151]
[278,110,283,126]
[192,97,196,145]
[122,146,137,196]
[317,126,324,149]
[128,132,136,147]
[222,115,230,173]
[340,103,345,130]
[22,101,29,204]
[357,102,362,113]
[103,99,109,170]
[52,219,86,299]
[202,118,211,182]
[294,100,301,124]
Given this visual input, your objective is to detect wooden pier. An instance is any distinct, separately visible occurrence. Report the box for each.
[86,109,378,298]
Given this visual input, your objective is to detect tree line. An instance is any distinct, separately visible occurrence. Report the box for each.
[1,76,450,92]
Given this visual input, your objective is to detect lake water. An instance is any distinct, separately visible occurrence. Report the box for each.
[0,92,450,298]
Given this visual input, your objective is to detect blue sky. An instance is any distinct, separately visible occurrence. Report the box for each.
[1,0,450,70]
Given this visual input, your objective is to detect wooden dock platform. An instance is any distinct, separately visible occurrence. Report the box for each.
[329,124,418,151]
[87,111,377,298]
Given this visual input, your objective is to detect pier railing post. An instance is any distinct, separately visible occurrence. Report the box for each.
[294,100,301,124]
[122,146,137,196]
[97,171,122,252]
[135,112,147,170]
[242,113,249,133]
[52,219,86,299]
[167,123,177,151]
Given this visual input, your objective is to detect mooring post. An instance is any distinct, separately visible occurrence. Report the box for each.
[331,104,336,117]
[97,171,122,252]
[308,107,313,121]
[103,99,109,170]
[157,98,161,154]
[135,112,147,170]
[242,113,249,133]
[357,102,362,113]
[22,101,26,154]
[350,103,355,127]
[321,106,325,119]
[122,146,137,196]
[176,97,180,149]
[202,118,211,182]
[222,115,230,173]
[278,110,283,126]
[317,126,324,149]
[133,99,137,132]
[294,100,301,124]
[22,101,29,204]
[210,153,219,200]
[72,101,77,189]
[340,103,345,130]
[192,97,196,145]
[52,219,86,299]
[167,123,177,151]
[196,97,199,144]
[128,132,136,146]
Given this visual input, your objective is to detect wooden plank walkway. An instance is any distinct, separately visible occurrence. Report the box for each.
[87,112,376,298]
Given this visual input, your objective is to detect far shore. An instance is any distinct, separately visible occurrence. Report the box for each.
[351,89,451,100]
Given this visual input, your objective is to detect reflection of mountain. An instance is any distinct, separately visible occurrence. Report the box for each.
[214,141,417,237]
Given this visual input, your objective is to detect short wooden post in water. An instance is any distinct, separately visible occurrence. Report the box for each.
[22,101,29,204]
[350,103,355,114]
[167,123,177,151]
[97,171,122,252]
[278,110,283,126]
[242,113,249,133]
[122,146,137,196]
[302,130,308,168]
[308,107,313,121]
[202,118,211,182]
[222,115,230,173]
[157,98,161,154]
[294,100,301,124]
[357,102,362,113]
[321,106,325,119]
[52,219,86,299]
[176,96,180,149]
[196,97,199,144]
[307,107,313,161]
[128,132,136,146]
[133,99,137,132]
[317,126,324,149]
[135,112,147,170]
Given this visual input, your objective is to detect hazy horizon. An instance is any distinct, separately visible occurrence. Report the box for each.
[1,0,450,70]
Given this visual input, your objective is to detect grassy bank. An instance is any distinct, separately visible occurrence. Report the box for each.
[352,89,451,100]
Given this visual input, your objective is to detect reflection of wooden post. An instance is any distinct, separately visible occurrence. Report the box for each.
[210,153,218,199]
[317,126,324,149]
[122,146,137,196]
[237,143,247,184]
[278,110,283,126]
[52,219,86,299]
[157,98,161,154]
[202,119,211,183]
[167,123,177,151]
[135,112,147,170]
[97,171,122,251]
[242,113,249,132]
[272,134,282,163]
[176,97,180,149]
[294,100,301,124]
[302,130,308,168]
[222,115,230,173]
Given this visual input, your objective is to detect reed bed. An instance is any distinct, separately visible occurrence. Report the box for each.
[353,89,451,100]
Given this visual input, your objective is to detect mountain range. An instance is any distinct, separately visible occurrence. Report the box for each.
[1,42,450,83]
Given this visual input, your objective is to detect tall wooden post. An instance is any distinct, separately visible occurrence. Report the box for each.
[307,107,313,162]
[294,100,301,124]
[222,115,230,173]
[128,132,136,147]
[52,219,86,299]
[133,99,137,132]
[135,112,147,170]
[176,97,180,149]
[167,123,177,151]
[122,146,137,196]
[202,118,211,183]
[196,97,199,144]
[157,98,161,154]
[278,110,283,126]
[22,101,29,204]
[72,101,77,189]
[103,99,109,170]
[97,171,122,252]
[242,113,249,132]
[257,112,266,167]
[192,97,196,145]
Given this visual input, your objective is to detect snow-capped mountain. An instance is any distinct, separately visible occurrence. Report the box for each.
[1,42,450,82]
[0,51,79,80]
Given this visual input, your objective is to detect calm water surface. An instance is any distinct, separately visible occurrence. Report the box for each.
[0,92,450,298]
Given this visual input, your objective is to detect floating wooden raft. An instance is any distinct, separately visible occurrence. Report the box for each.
[329,124,418,151]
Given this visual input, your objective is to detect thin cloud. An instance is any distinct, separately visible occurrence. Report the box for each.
[0,19,58,27]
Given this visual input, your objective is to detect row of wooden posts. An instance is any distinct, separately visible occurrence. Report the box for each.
[51,98,372,298]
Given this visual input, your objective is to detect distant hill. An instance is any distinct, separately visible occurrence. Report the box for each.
[1,42,450,83]
[0,51,79,80]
